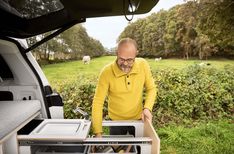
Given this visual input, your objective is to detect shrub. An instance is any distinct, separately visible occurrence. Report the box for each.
[153,64,234,127]
[58,75,108,120]
[57,64,234,127]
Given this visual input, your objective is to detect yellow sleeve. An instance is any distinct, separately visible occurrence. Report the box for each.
[92,68,109,134]
[143,60,157,111]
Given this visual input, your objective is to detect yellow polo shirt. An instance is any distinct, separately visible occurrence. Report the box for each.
[92,58,157,134]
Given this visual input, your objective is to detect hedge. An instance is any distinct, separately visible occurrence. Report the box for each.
[58,64,234,127]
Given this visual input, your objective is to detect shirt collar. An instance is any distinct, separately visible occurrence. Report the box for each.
[112,59,139,77]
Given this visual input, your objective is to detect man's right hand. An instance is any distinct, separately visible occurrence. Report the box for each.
[91,133,102,152]
[95,133,102,138]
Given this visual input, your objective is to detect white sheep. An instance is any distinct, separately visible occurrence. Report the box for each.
[82,56,91,64]
[155,57,162,61]
[198,62,211,66]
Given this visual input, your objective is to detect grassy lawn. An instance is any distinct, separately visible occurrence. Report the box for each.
[42,56,234,88]
[147,58,234,70]
[42,56,115,87]
[159,119,234,154]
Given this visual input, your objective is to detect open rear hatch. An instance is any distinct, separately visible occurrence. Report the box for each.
[0,0,159,52]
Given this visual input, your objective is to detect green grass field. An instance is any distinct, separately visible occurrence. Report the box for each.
[147,58,234,70]
[42,56,234,154]
[42,56,234,88]
[42,56,115,87]
[158,119,234,154]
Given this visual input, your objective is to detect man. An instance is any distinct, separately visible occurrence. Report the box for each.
[92,38,157,138]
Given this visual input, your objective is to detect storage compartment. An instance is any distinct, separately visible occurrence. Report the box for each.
[87,135,137,154]
[33,145,88,154]
[87,145,137,154]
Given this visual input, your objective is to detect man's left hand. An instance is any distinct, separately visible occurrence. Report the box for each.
[141,108,152,123]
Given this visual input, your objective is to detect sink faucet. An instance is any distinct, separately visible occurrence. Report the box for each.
[73,107,89,120]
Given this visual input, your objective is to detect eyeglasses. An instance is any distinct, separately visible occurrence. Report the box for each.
[117,57,135,64]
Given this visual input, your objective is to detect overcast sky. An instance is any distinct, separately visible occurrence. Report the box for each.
[84,0,185,49]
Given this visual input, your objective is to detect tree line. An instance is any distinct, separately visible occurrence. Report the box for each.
[118,0,234,59]
[27,25,106,63]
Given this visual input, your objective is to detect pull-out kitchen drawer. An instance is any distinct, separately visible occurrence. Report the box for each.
[18,120,160,154]
[18,119,91,154]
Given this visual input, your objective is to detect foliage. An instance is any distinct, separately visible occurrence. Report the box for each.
[60,25,106,59]
[197,0,234,48]
[58,75,96,119]
[27,25,106,62]
[58,75,108,120]
[153,64,234,127]
[119,0,234,59]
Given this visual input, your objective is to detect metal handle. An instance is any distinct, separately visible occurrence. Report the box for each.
[73,107,89,120]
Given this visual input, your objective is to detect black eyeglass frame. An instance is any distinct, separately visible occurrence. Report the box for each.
[117,57,135,64]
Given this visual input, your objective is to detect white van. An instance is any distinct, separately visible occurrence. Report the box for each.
[0,0,160,153]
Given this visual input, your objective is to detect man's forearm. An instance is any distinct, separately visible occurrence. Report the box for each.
[144,87,157,111]
[92,101,104,134]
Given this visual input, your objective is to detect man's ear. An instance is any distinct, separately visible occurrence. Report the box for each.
[115,50,118,56]
[136,50,139,55]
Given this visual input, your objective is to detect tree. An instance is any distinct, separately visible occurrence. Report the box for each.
[27,24,106,61]
[196,0,234,56]
[118,0,234,59]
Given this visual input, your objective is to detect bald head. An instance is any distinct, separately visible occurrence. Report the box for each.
[117,38,138,55]
[116,38,138,73]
